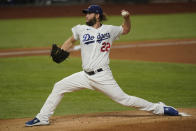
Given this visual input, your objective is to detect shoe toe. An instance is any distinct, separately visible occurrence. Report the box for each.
[25,117,40,126]
[164,107,179,116]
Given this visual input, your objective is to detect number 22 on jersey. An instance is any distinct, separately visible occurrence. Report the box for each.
[101,42,111,52]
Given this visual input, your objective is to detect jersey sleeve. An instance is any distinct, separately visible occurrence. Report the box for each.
[71,24,81,40]
[111,25,123,41]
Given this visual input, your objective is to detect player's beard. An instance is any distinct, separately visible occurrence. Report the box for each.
[86,16,97,26]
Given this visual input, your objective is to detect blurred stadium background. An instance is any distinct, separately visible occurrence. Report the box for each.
[1,0,196,19]
[0,0,196,6]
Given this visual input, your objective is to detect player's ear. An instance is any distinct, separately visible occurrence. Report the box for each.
[96,14,100,21]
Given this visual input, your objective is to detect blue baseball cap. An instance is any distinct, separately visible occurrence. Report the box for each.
[82,5,103,15]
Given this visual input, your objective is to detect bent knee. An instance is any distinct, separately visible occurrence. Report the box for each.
[52,81,64,94]
[52,81,80,94]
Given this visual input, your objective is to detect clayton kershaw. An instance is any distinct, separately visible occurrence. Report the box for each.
[25,5,180,126]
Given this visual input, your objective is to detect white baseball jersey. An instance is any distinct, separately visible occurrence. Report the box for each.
[72,24,123,72]
[36,24,166,122]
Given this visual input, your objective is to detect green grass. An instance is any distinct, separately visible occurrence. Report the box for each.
[0,56,196,119]
[0,12,196,120]
[0,13,196,49]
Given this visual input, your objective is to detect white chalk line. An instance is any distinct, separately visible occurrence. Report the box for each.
[0,50,50,56]
[0,40,196,57]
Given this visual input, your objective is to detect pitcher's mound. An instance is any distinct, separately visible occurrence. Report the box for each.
[0,108,196,131]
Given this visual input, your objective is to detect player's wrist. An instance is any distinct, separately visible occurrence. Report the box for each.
[123,16,130,20]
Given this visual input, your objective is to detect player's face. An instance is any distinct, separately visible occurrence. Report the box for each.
[85,13,97,26]
[85,13,96,22]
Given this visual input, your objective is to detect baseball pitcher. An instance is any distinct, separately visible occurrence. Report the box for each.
[25,5,180,126]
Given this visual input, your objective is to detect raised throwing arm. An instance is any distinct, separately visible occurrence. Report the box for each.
[121,10,131,35]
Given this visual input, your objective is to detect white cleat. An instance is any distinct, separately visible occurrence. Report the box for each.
[179,112,191,116]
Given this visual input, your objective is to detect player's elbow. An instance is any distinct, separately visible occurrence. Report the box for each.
[122,27,130,35]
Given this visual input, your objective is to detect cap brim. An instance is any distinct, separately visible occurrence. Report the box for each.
[82,9,89,14]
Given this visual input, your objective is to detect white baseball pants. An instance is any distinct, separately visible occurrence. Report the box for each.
[36,68,165,121]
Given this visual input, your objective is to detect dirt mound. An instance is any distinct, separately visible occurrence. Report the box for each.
[0,108,195,131]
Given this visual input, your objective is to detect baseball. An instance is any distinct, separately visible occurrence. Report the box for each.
[121,11,129,16]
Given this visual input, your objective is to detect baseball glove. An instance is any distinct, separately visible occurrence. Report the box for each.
[50,44,70,63]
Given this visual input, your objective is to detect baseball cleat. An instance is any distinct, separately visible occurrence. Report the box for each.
[25,117,49,127]
[164,106,179,116]
[178,112,191,116]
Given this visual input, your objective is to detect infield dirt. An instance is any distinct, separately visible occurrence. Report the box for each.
[1,39,196,64]
[0,108,195,131]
